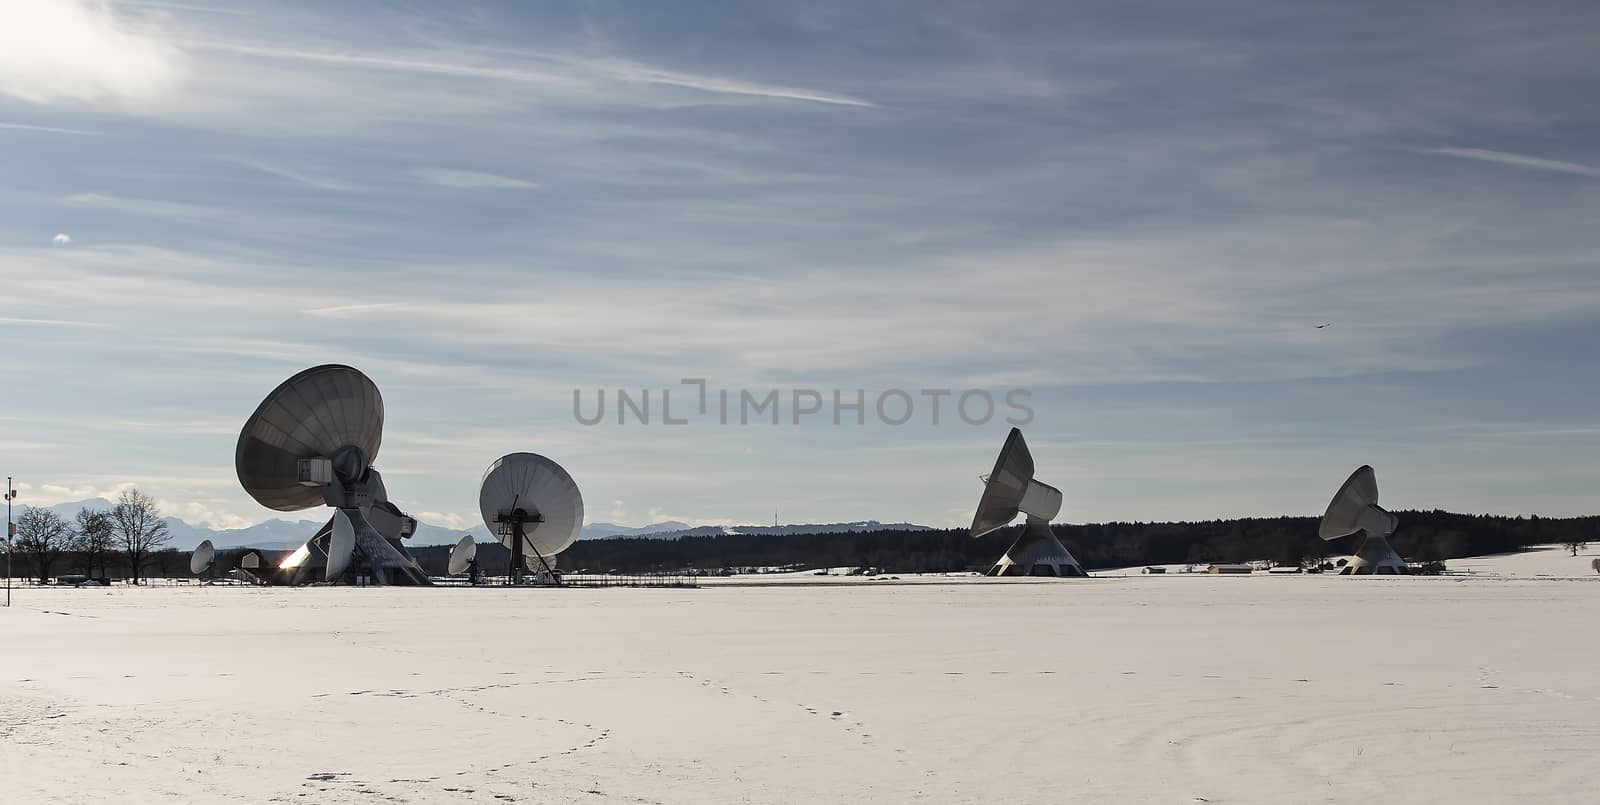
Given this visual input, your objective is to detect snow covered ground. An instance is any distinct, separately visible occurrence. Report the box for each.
[3,547,1599,804]
[1445,544,1600,578]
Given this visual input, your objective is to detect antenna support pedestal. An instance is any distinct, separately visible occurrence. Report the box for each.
[986,517,1086,578]
[497,509,561,586]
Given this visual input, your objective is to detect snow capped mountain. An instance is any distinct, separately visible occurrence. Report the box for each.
[13,499,930,550]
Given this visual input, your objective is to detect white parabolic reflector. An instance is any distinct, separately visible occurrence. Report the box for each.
[235,364,384,513]
[448,535,477,575]
[479,452,585,558]
[189,539,215,575]
[971,428,1062,538]
[326,509,357,581]
[1318,465,1397,541]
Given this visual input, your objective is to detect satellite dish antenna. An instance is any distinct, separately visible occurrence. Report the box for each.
[189,539,215,576]
[526,553,564,586]
[233,550,265,584]
[479,452,583,586]
[448,535,478,576]
[235,364,430,586]
[326,510,357,582]
[970,428,1085,577]
[1318,465,1407,575]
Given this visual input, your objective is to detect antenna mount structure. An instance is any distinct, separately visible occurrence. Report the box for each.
[496,504,559,585]
[479,453,584,587]
[970,428,1085,578]
[1318,465,1408,575]
[235,364,429,586]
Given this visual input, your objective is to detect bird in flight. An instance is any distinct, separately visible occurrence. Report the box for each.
[1314,323,1333,329]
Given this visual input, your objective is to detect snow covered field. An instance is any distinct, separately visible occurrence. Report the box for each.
[3,548,1599,804]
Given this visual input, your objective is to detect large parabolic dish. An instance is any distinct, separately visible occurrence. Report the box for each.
[1319,465,1385,540]
[971,428,1043,538]
[235,364,427,586]
[970,428,1084,578]
[479,452,585,560]
[236,364,383,512]
[1317,465,1406,575]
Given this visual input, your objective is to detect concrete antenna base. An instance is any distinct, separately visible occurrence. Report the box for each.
[987,517,1086,578]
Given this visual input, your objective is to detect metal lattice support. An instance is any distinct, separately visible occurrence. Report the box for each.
[496,509,561,586]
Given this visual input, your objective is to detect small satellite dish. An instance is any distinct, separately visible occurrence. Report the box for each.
[1318,465,1407,575]
[190,539,215,575]
[235,364,429,586]
[447,535,477,576]
[326,510,357,581]
[479,452,584,585]
[970,428,1084,577]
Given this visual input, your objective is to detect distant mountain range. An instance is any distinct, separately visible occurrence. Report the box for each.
[14,498,931,551]
[581,521,696,539]
[593,521,935,540]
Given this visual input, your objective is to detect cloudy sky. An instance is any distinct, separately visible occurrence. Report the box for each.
[2,0,1598,532]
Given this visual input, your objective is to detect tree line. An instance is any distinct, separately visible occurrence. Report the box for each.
[408,510,1600,575]
[13,504,1595,582]
[7,488,171,584]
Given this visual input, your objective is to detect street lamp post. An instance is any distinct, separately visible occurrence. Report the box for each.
[4,477,15,608]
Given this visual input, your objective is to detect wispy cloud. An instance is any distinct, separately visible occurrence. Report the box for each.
[626,67,873,108]
[0,316,106,328]
[227,157,359,192]
[0,121,101,135]
[56,191,223,223]
[1422,147,1600,179]
[412,168,541,190]
[53,192,358,243]
[184,38,873,109]
[302,302,413,316]
[119,1,254,16]
[182,39,589,89]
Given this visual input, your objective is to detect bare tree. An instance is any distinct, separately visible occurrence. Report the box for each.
[110,489,170,584]
[75,508,114,581]
[15,508,75,584]
[1566,540,1589,557]
[1301,539,1327,571]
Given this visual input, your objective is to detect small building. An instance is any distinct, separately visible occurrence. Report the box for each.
[1142,566,1167,574]
[1207,563,1253,575]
